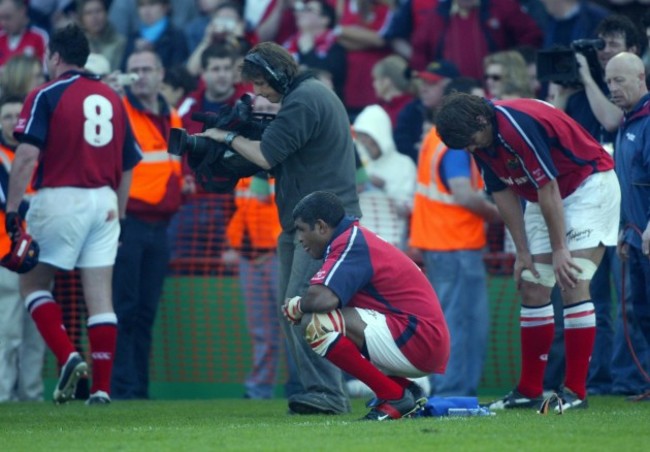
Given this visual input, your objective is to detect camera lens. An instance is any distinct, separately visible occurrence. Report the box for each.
[168,128,188,156]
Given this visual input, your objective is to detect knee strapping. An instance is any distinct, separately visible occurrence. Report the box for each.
[521,264,556,287]
[571,258,598,281]
[305,310,346,356]
[520,258,598,287]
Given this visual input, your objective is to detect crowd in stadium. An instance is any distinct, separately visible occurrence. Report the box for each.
[1,0,649,419]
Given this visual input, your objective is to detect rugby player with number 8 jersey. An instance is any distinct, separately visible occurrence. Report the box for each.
[4,24,142,405]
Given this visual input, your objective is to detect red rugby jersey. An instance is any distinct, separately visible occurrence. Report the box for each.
[310,217,450,373]
[15,71,141,190]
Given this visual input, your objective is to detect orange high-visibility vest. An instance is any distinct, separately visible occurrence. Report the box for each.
[123,98,182,205]
[226,177,281,249]
[410,127,486,251]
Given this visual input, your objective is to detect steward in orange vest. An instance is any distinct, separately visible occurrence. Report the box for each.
[123,91,183,221]
[226,174,281,259]
[410,126,486,251]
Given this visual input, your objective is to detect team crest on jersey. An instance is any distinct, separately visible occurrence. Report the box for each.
[506,158,519,169]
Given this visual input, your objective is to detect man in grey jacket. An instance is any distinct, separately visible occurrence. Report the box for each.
[199,41,361,414]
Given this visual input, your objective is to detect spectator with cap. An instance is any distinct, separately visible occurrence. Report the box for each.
[394,60,459,163]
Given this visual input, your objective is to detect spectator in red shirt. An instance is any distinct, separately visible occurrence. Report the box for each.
[333,0,392,118]
[0,0,48,69]
[410,0,542,80]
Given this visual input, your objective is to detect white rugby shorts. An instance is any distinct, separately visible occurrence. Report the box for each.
[27,186,119,270]
[524,170,620,255]
[355,308,426,378]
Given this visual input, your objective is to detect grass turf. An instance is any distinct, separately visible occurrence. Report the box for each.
[1,397,648,451]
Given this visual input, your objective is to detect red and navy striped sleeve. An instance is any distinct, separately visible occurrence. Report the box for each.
[310,224,374,307]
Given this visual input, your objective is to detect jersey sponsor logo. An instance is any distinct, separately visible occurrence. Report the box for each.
[499,175,528,186]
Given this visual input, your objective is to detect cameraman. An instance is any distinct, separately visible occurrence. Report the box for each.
[550,15,640,140]
[198,41,361,415]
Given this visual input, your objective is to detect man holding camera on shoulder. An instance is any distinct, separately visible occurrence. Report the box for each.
[548,15,640,142]
[198,41,361,415]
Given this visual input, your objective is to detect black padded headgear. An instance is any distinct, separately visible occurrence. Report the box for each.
[244,52,290,94]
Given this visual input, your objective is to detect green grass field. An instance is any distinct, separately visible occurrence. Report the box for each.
[1,397,649,451]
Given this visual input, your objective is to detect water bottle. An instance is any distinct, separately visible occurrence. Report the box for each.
[447,408,479,417]
[447,407,495,417]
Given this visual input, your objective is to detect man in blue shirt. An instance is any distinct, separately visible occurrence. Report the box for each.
[606,53,650,400]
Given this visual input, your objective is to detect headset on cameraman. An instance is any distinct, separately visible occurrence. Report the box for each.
[243,52,291,95]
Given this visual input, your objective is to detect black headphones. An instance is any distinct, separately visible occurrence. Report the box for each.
[244,52,290,94]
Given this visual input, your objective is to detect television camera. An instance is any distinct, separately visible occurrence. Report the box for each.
[167,94,275,193]
[536,38,605,87]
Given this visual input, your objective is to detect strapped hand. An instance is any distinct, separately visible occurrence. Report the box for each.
[282,296,303,324]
